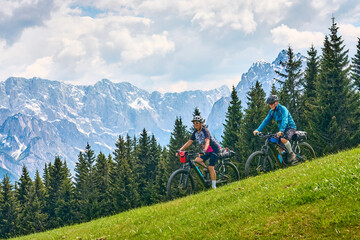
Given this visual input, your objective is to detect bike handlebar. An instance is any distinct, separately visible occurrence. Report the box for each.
[176,150,198,157]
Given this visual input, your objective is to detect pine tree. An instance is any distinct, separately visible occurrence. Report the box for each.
[275,45,304,124]
[270,82,278,95]
[125,135,140,207]
[0,174,19,238]
[136,129,151,205]
[239,81,268,175]
[94,152,113,217]
[124,135,134,170]
[351,37,360,91]
[25,170,47,233]
[168,117,189,171]
[46,157,63,228]
[153,147,169,202]
[83,143,97,220]
[74,152,89,222]
[43,163,50,192]
[222,86,243,149]
[112,135,139,212]
[309,17,359,154]
[350,38,360,144]
[42,163,51,229]
[302,45,319,131]
[193,107,201,116]
[55,161,75,226]
[17,165,32,207]
[148,135,159,179]
[145,135,161,203]
[222,86,243,166]
[16,165,33,234]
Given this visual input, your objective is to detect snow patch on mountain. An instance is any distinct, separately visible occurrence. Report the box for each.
[129,98,154,111]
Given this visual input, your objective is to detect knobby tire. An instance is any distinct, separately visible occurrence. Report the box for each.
[245,151,274,177]
[294,142,316,162]
[167,169,195,199]
[217,161,240,186]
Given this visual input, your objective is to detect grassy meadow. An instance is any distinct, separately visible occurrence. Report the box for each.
[12,147,360,240]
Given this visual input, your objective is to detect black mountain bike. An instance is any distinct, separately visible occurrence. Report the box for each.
[245,131,316,177]
[167,149,240,199]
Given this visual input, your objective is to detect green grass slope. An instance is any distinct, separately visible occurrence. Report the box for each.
[13,148,360,240]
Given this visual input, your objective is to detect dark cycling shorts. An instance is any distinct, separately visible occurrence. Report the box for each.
[200,152,218,166]
[282,128,296,141]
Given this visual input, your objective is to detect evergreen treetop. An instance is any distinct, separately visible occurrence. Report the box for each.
[351,37,360,91]
[222,86,242,151]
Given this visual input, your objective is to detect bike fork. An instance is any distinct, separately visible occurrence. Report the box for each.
[179,170,191,189]
[259,150,269,173]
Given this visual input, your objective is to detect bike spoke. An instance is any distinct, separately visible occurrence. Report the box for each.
[245,151,274,177]
[216,162,239,186]
[167,170,194,199]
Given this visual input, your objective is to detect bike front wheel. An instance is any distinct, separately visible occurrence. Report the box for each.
[167,169,195,199]
[294,142,316,162]
[216,162,240,186]
[245,151,274,177]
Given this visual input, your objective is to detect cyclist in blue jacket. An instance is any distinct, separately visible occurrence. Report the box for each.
[253,95,298,165]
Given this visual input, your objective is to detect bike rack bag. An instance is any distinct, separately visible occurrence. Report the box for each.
[219,148,235,158]
[179,151,189,163]
[292,131,307,141]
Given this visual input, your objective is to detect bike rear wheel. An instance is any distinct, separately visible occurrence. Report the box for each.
[245,151,274,177]
[167,169,195,199]
[216,162,240,186]
[294,142,316,162]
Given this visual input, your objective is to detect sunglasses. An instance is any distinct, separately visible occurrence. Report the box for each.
[193,121,201,125]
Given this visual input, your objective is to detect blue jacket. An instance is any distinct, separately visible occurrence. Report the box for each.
[256,103,296,132]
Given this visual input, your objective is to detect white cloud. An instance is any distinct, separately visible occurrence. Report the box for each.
[0,0,43,16]
[111,30,175,62]
[189,1,257,34]
[0,3,175,83]
[169,81,189,93]
[99,0,293,34]
[339,24,360,43]
[18,56,54,78]
[310,0,343,17]
[253,0,294,25]
[0,0,359,91]
[271,24,324,49]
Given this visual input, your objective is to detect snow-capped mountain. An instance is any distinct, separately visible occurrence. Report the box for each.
[207,49,306,140]
[0,49,306,181]
[0,78,230,181]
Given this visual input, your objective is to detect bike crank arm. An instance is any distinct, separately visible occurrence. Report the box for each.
[256,165,262,175]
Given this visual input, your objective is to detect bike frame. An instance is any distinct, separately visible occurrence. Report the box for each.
[178,152,234,188]
[259,134,307,170]
[180,159,210,188]
[260,135,288,170]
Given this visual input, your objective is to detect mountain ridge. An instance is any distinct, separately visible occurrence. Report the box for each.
[0,49,306,181]
[0,77,230,180]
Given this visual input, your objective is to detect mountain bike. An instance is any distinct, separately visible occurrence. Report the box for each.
[167,149,240,199]
[245,131,316,177]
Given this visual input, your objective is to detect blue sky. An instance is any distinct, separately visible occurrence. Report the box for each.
[0,0,359,92]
